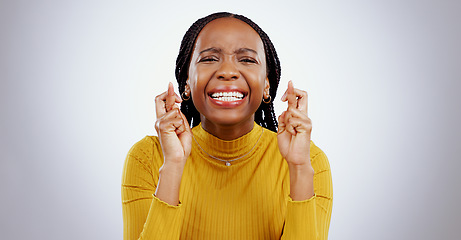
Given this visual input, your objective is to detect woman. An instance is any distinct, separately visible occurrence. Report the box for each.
[122,12,333,239]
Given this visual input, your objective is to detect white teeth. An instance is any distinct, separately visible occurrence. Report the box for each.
[215,96,240,101]
[211,91,244,101]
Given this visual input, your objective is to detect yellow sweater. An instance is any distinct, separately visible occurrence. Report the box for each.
[122,122,333,239]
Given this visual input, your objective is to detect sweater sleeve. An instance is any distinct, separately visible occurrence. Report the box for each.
[281,143,333,239]
[121,137,184,240]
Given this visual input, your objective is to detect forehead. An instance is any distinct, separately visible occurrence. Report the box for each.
[194,17,264,53]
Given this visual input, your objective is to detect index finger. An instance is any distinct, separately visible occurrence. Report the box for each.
[165,82,176,112]
[286,81,297,109]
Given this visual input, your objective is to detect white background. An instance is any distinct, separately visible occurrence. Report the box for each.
[1,0,460,239]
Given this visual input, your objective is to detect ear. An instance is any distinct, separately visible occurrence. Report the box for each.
[263,78,270,98]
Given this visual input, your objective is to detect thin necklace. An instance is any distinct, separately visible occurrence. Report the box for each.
[192,128,264,166]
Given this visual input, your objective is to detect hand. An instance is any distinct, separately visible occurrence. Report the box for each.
[278,81,314,200]
[154,82,192,166]
[277,81,312,166]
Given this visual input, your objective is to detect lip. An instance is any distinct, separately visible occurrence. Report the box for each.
[207,86,248,108]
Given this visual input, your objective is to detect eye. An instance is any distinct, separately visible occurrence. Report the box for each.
[198,56,218,63]
[240,58,257,64]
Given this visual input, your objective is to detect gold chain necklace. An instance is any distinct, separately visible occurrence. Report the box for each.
[192,128,264,166]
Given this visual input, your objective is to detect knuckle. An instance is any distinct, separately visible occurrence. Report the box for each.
[157,116,173,130]
[158,120,166,130]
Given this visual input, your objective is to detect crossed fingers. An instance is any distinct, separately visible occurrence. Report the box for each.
[155,82,182,118]
[278,81,311,135]
[281,80,308,114]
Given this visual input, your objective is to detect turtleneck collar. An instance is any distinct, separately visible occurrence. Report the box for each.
[191,122,264,165]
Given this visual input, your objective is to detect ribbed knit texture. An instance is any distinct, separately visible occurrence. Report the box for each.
[122,122,333,239]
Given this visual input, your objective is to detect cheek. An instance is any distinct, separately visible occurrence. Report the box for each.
[189,68,204,94]
[188,65,202,93]
[244,69,267,92]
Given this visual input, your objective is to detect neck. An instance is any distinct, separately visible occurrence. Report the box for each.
[200,115,255,140]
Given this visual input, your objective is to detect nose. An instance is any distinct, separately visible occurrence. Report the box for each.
[216,58,240,80]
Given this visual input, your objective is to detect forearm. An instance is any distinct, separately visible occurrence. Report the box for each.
[281,144,333,239]
[155,161,185,206]
[288,163,315,201]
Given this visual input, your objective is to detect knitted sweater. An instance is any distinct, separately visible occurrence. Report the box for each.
[122,122,333,239]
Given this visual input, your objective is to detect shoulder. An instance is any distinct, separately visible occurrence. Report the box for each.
[309,141,331,170]
[125,136,164,170]
[309,141,325,159]
[127,136,160,156]
[122,136,163,188]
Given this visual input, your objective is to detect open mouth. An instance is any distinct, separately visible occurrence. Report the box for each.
[209,91,245,102]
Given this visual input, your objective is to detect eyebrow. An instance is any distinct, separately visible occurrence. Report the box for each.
[235,48,258,55]
[199,47,258,55]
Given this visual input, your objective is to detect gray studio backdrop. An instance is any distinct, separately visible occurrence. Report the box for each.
[1,0,460,239]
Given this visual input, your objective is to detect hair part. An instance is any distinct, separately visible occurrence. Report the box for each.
[175,12,281,132]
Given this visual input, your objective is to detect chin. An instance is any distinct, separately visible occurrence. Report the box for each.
[204,111,253,126]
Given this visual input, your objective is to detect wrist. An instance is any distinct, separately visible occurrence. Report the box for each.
[288,163,315,201]
[158,161,184,183]
[155,162,185,206]
[288,161,314,173]
[163,154,187,168]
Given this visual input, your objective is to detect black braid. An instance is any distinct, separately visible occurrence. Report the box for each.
[175,12,281,132]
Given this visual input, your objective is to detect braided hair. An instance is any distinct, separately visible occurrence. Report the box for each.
[175,12,281,132]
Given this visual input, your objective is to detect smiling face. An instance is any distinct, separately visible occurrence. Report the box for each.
[187,17,269,132]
